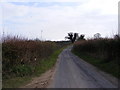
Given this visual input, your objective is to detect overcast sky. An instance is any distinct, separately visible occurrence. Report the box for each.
[0,0,119,41]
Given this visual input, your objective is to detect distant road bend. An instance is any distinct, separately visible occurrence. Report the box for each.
[49,46,118,88]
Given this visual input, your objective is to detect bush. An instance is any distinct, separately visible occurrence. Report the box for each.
[73,38,120,63]
[2,36,59,78]
[12,65,32,77]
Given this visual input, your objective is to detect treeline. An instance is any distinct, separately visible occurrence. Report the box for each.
[2,36,67,79]
[72,37,120,78]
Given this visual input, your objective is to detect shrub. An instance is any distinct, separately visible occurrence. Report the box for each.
[73,38,120,63]
[12,65,32,77]
[2,36,59,78]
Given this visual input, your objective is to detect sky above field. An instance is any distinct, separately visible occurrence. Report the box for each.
[0,0,119,41]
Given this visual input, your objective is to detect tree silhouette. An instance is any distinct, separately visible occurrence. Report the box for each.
[114,34,120,39]
[94,33,101,39]
[65,32,78,43]
[77,34,85,41]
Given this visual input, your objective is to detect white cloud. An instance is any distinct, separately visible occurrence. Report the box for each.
[0,3,3,40]
[1,0,119,40]
[80,0,119,15]
[1,0,88,2]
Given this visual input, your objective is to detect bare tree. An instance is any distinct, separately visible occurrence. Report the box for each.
[65,32,78,43]
[94,33,101,39]
[114,34,120,39]
[77,34,85,41]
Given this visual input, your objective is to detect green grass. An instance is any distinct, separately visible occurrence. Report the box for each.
[3,76,32,88]
[72,51,119,78]
[34,47,64,76]
[2,47,64,88]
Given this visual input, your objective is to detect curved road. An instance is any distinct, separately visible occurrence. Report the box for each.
[49,46,118,88]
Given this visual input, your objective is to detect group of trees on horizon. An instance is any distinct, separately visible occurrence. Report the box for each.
[65,32,120,43]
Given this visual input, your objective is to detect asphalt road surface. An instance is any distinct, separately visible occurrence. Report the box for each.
[49,46,118,88]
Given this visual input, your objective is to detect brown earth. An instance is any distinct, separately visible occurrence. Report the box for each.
[21,58,59,88]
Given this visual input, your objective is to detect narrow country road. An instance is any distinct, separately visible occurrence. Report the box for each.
[48,46,118,88]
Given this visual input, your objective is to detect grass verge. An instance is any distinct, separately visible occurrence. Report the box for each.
[72,51,119,78]
[3,47,64,88]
